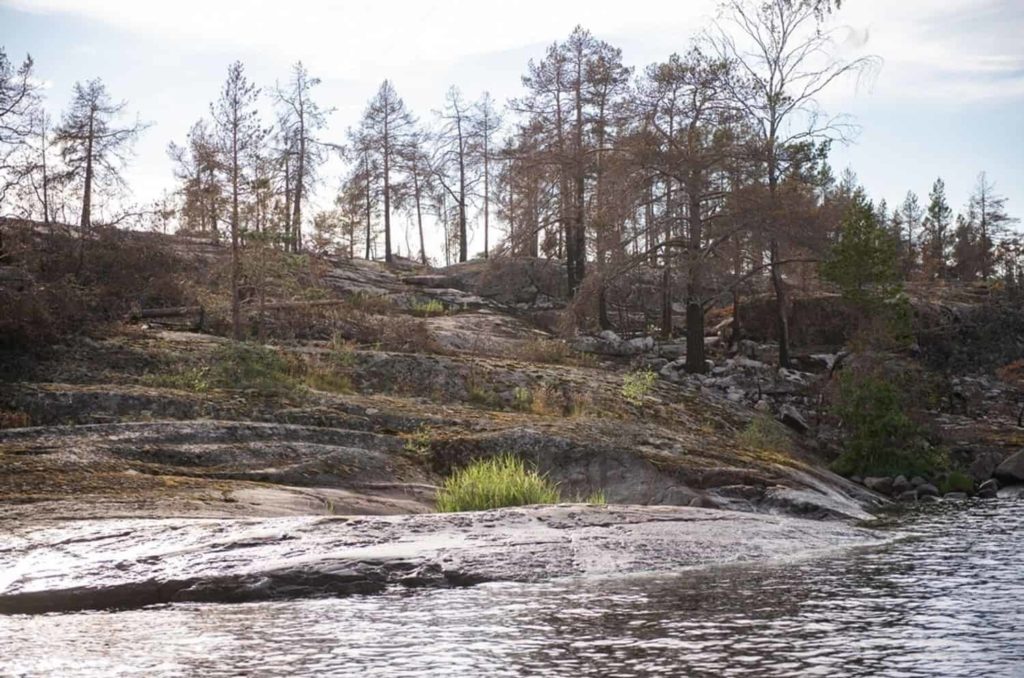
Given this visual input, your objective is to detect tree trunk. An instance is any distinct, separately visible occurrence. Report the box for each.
[413,170,426,265]
[767,142,791,368]
[685,182,706,374]
[383,116,392,263]
[770,238,791,368]
[660,178,674,340]
[363,155,372,260]
[231,124,242,341]
[482,128,490,258]
[80,114,94,230]
[283,152,292,249]
[292,132,305,253]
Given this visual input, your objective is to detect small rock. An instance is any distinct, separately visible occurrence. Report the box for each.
[688,496,720,509]
[918,495,940,504]
[978,478,999,493]
[943,492,969,501]
[753,399,771,413]
[977,486,998,499]
[910,476,928,488]
[896,489,918,502]
[917,483,939,498]
[864,477,894,495]
[850,475,864,486]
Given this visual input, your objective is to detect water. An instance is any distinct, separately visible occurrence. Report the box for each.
[2,499,1022,677]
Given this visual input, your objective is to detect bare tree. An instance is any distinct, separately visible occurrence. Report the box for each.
[637,48,738,372]
[273,61,332,252]
[400,130,433,264]
[0,48,40,210]
[708,0,878,367]
[358,80,416,263]
[211,61,262,340]
[433,86,476,262]
[53,79,147,231]
[472,92,502,258]
[969,172,1018,281]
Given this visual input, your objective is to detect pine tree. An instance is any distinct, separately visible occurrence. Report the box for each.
[923,178,952,279]
[211,61,263,340]
[821,197,902,306]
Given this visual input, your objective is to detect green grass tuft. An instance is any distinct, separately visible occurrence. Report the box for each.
[436,454,561,513]
[621,368,657,405]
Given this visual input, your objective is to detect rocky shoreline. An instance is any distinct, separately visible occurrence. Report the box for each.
[0,504,886,616]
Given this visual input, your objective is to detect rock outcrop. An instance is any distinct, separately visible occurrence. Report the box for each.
[0,504,885,615]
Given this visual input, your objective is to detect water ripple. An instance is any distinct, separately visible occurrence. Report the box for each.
[1,499,1021,677]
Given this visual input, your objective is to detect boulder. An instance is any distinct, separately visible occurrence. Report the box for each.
[917,483,940,498]
[778,405,810,434]
[969,450,1007,482]
[910,476,928,488]
[977,478,999,499]
[994,450,1024,484]
[624,335,655,354]
[892,475,912,494]
[864,476,894,495]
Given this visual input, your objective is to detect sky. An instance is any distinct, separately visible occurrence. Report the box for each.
[1,0,1022,258]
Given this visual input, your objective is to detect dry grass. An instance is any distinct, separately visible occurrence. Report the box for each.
[0,409,32,429]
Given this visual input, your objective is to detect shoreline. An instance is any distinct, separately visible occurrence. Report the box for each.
[0,503,886,616]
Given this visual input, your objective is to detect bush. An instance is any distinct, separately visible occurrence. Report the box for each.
[622,369,656,405]
[436,454,561,512]
[409,299,446,317]
[208,342,296,394]
[831,372,947,477]
[512,338,573,365]
[0,409,31,429]
[141,366,212,392]
[939,470,974,495]
[738,415,793,455]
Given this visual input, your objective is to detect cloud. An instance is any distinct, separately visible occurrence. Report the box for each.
[3,0,717,78]
[832,0,1024,102]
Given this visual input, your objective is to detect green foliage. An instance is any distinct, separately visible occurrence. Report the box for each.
[409,299,446,317]
[831,372,947,477]
[821,198,903,307]
[436,455,561,513]
[512,386,533,411]
[209,342,297,394]
[142,366,212,393]
[621,369,657,405]
[939,470,974,495]
[402,426,432,459]
[583,490,607,505]
[738,415,793,455]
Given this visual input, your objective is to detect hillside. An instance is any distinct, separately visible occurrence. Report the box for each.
[1,223,1022,528]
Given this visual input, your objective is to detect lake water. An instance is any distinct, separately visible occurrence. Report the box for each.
[1,498,1021,677]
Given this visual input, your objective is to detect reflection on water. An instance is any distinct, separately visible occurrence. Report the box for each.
[1,499,1022,677]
